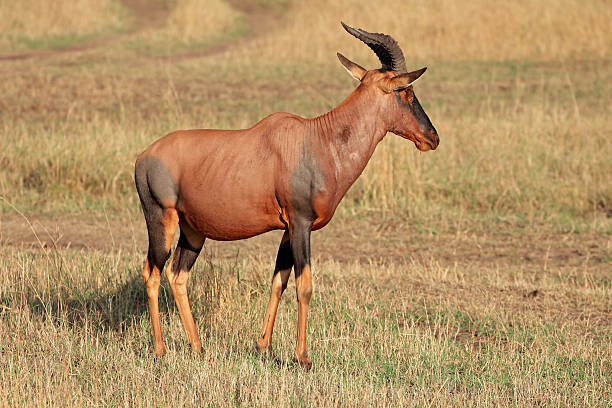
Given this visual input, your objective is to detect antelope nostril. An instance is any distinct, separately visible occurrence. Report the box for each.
[424,131,438,147]
[424,132,435,145]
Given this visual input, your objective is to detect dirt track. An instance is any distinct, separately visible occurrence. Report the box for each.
[0,0,280,63]
[2,213,609,278]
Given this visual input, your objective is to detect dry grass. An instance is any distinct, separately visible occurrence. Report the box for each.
[0,0,611,406]
[0,0,125,50]
[251,0,612,62]
[0,245,609,406]
[164,0,244,43]
[125,0,246,54]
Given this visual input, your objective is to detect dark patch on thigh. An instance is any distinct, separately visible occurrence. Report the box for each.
[135,155,180,271]
[275,237,293,272]
[171,233,202,273]
[177,216,205,251]
[135,155,179,209]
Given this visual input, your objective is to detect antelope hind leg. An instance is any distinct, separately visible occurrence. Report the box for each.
[166,228,205,354]
[142,208,179,357]
[257,229,293,354]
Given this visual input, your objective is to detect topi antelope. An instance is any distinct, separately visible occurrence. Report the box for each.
[134,22,438,369]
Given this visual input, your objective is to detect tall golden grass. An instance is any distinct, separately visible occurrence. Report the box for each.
[164,0,243,43]
[0,0,125,50]
[250,0,612,62]
[2,0,610,60]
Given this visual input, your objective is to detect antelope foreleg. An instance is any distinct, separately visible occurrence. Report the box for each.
[291,220,313,370]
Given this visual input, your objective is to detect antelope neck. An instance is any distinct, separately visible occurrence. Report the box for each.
[307,87,387,190]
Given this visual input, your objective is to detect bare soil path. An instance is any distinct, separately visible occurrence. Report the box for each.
[0,0,281,62]
[2,213,609,278]
[155,0,284,62]
[0,0,169,62]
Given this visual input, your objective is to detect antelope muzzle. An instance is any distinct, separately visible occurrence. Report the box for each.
[417,129,439,151]
[413,96,439,151]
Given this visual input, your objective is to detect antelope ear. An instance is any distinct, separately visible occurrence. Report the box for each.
[337,52,366,81]
[381,67,427,92]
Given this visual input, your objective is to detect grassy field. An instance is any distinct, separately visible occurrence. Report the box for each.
[0,0,611,406]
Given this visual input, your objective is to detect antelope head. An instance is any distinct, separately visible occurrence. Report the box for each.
[338,22,439,151]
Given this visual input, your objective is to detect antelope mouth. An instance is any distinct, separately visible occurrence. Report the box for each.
[400,131,438,152]
[416,140,433,152]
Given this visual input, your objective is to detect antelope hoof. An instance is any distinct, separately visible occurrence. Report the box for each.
[294,352,312,371]
[256,339,273,356]
[190,343,204,354]
[189,337,203,353]
[154,345,167,358]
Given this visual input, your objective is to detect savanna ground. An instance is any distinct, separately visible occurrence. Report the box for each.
[0,0,611,406]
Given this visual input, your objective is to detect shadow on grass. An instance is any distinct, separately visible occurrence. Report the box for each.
[0,252,255,356]
[8,271,153,333]
[3,262,228,337]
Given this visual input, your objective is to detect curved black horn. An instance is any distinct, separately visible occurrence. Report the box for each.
[341,22,407,73]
